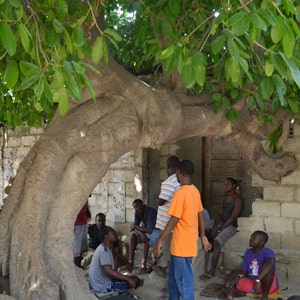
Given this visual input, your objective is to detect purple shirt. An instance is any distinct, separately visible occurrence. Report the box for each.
[242,247,276,280]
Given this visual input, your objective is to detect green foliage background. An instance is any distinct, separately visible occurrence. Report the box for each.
[1,0,300,130]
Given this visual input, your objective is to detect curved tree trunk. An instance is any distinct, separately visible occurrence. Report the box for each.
[0,55,298,299]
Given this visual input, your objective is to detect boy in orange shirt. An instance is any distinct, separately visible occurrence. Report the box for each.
[153,160,211,300]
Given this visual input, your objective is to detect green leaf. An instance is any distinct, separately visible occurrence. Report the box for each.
[222,96,231,110]
[161,45,175,60]
[81,73,96,101]
[15,74,41,91]
[58,0,68,17]
[19,60,39,76]
[280,53,300,88]
[288,99,300,113]
[282,26,295,58]
[165,45,181,75]
[64,73,81,99]
[270,52,288,78]
[247,96,256,110]
[4,61,19,89]
[54,88,69,115]
[261,77,274,99]
[232,15,250,36]
[227,39,240,60]
[211,35,226,55]
[255,95,265,111]
[227,12,247,27]
[270,17,285,43]
[91,36,105,63]
[191,52,206,66]
[194,64,206,87]
[265,60,274,76]
[104,28,122,42]
[272,74,286,90]
[250,12,267,31]
[290,18,300,38]
[73,27,85,47]
[0,22,17,56]
[8,0,21,7]
[226,110,241,122]
[161,21,174,39]
[228,57,240,83]
[52,19,64,33]
[18,23,31,53]
[182,64,195,89]
[45,27,60,47]
[238,57,253,81]
[63,28,73,53]
[72,61,86,74]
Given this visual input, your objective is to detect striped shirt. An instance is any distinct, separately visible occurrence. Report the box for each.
[155,173,180,230]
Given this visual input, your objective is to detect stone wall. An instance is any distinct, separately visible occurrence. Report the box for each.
[223,121,300,286]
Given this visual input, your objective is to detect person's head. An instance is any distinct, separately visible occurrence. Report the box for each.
[166,156,180,176]
[95,213,106,229]
[100,226,118,245]
[224,177,238,193]
[176,160,194,184]
[132,199,145,215]
[249,230,269,248]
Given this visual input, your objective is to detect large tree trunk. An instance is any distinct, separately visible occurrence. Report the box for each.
[0,55,297,299]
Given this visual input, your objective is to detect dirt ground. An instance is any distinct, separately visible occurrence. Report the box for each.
[1,249,299,300]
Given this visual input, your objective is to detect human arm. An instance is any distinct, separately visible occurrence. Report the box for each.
[210,199,224,238]
[198,211,212,252]
[252,257,275,294]
[157,197,167,206]
[153,216,179,257]
[225,270,247,288]
[103,265,138,288]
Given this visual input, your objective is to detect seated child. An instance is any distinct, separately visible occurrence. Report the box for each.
[225,230,279,300]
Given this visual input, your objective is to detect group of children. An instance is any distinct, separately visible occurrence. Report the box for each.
[75,159,280,300]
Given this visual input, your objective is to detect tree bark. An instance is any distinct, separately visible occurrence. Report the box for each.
[0,56,297,299]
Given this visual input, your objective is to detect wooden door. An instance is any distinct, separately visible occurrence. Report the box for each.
[202,137,244,219]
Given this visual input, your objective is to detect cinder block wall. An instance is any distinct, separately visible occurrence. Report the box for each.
[223,121,300,285]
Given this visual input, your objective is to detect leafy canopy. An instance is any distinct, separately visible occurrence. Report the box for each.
[0,0,300,129]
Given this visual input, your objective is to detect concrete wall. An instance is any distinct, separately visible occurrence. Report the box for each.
[1,123,300,284]
[223,121,300,285]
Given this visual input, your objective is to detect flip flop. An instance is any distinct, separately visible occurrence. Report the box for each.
[199,273,214,280]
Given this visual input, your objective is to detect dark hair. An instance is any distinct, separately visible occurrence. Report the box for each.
[95,213,106,219]
[226,177,238,186]
[178,160,194,176]
[132,198,143,206]
[99,226,114,243]
[167,156,180,169]
[253,230,269,243]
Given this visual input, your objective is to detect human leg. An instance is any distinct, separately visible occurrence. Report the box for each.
[73,225,87,268]
[171,256,194,300]
[128,231,138,272]
[261,273,279,299]
[167,255,180,300]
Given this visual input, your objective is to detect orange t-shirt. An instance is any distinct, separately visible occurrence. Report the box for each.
[168,184,203,257]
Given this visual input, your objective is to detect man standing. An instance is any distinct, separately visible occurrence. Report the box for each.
[155,155,180,275]
[153,160,211,300]
[200,177,244,280]
[128,199,159,273]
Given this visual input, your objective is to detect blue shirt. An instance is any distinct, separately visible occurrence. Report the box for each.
[134,205,157,231]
